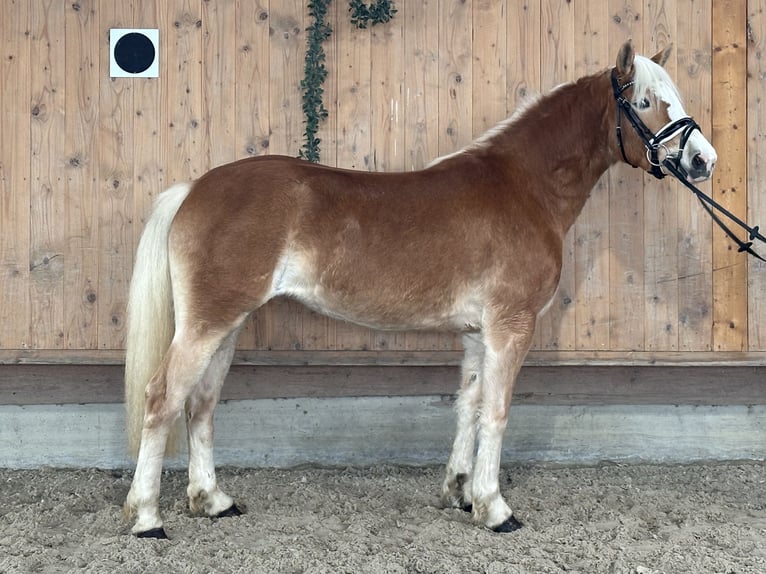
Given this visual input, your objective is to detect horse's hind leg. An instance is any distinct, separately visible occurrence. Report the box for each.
[442,333,484,511]
[125,330,230,538]
[185,328,242,518]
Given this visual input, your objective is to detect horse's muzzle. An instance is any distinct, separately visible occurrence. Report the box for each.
[685,150,717,183]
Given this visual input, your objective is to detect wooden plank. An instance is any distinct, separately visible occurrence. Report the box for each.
[536,0,576,351]
[432,0,472,352]
[370,12,406,351]
[98,1,134,349]
[506,0,540,113]
[265,1,305,350]
[132,0,164,301]
[747,0,766,350]
[63,0,99,350]
[6,347,766,367]
[608,0,645,351]
[643,0,679,351]
[402,0,445,351]
[403,0,439,171]
[333,6,373,350]
[438,0,472,154]
[3,363,765,406]
[202,0,236,170]
[161,0,204,184]
[712,0,748,351]
[676,0,713,351]
[574,0,610,351]
[508,0,542,350]
[29,0,67,349]
[233,0,271,349]
[301,0,338,351]
[472,0,506,136]
[0,0,31,349]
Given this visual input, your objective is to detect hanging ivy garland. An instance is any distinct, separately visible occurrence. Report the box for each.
[300,0,397,162]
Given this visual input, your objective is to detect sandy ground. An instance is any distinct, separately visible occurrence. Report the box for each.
[1,462,765,573]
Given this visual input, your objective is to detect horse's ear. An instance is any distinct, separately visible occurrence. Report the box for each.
[651,44,673,67]
[616,41,635,76]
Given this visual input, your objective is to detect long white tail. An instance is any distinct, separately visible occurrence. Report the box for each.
[125,183,193,456]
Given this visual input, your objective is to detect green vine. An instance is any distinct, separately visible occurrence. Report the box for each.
[299,0,332,163]
[348,0,397,29]
[300,0,397,163]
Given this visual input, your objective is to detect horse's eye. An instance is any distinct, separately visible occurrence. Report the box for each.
[634,97,651,110]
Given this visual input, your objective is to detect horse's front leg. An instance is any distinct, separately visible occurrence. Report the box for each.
[442,333,485,511]
[470,316,534,532]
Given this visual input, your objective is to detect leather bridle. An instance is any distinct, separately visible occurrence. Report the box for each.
[611,68,702,180]
[611,67,766,261]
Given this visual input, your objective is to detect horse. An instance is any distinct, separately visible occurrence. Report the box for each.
[123,41,717,538]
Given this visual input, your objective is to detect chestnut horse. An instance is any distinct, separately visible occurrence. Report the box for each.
[124,42,716,538]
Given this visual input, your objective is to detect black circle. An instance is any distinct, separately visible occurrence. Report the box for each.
[114,32,155,74]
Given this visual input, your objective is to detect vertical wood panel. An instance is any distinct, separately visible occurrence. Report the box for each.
[64,0,99,349]
[676,0,713,351]
[266,0,304,350]
[303,0,339,351]
[403,0,448,351]
[712,0,748,351]
[234,0,271,350]
[133,0,163,251]
[29,0,67,349]
[162,0,204,184]
[747,0,766,350]
[403,0,439,171]
[644,0,679,351]
[334,6,373,350]
[506,0,541,114]
[203,0,237,170]
[472,0,507,136]
[607,0,645,351]
[98,0,134,349]
[438,0,472,154]
[0,0,31,348]
[370,11,406,351]
[574,0,610,350]
[537,0,576,351]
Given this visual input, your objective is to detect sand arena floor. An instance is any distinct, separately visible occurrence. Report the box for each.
[1,462,765,573]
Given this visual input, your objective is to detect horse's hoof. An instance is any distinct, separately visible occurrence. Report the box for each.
[462,503,473,513]
[492,515,523,533]
[135,527,169,539]
[214,503,244,519]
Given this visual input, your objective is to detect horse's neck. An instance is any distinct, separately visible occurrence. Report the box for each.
[507,71,617,234]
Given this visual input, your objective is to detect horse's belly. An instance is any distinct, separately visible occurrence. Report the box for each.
[271,250,482,332]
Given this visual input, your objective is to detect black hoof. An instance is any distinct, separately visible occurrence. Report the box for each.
[462,503,473,513]
[214,503,244,519]
[135,527,169,539]
[492,515,523,533]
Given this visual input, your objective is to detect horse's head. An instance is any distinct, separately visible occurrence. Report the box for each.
[612,41,717,183]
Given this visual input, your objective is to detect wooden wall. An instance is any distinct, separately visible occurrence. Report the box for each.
[1,0,766,365]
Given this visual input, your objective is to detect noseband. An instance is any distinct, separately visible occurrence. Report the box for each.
[611,68,701,180]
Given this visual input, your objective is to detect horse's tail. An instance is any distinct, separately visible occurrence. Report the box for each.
[125,182,193,457]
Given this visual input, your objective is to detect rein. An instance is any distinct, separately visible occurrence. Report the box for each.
[611,68,766,262]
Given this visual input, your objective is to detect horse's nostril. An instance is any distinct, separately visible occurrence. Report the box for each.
[692,153,705,170]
